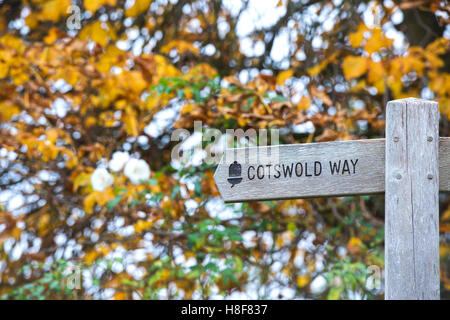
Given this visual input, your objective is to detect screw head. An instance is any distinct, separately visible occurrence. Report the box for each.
[393,137,399,142]
[427,136,433,142]
[396,174,402,180]
[427,174,433,180]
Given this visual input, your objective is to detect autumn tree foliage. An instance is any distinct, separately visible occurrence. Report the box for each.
[0,0,449,299]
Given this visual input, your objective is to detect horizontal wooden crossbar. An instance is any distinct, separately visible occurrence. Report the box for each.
[213,137,450,202]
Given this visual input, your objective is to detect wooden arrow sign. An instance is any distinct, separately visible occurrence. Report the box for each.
[214,137,450,203]
[214,139,385,202]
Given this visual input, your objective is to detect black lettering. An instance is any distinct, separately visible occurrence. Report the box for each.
[295,162,303,177]
[329,160,341,175]
[342,160,350,175]
[248,166,255,180]
[305,162,312,177]
[282,163,293,178]
[266,164,272,179]
[314,161,322,176]
[257,165,264,179]
[274,164,281,178]
[350,158,359,174]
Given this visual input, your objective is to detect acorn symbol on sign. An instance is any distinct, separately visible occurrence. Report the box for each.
[227,161,243,188]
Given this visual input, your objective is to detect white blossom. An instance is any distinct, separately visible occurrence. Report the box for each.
[108,151,130,172]
[124,158,151,184]
[91,168,114,192]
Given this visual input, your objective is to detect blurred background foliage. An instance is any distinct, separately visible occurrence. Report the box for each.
[0,0,449,299]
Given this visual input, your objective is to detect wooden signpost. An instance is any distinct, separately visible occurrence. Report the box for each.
[214,98,450,300]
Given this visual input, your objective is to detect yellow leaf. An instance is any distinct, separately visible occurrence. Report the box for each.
[73,172,92,192]
[307,64,322,77]
[364,28,393,54]
[424,51,444,69]
[114,292,127,300]
[307,51,339,77]
[425,38,449,55]
[275,235,284,248]
[440,97,450,120]
[46,128,59,143]
[154,54,181,80]
[181,103,193,114]
[296,275,310,288]
[0,34,26,54]
[134,220,153,233]
[347,237,362,255]
[39,0,71,22]
[0,62,7,78]
[44,27,60,45]
[57,66,80,86]
[84,250,98,264]
[37,140,59,161]
[80,21,111,47]
[160,269,170,281]
[11,227,22,240]
[440,244,450,258]
[348,23,368,48]
[85,116,97,127]
[90,22,110,47]
[442,209,450,221]
[95,45,125,73]
[276,69,294,86]
[184,89,193,100]
[124,107,139,137]
[342,56,368,80]
[125,0,152,17]
[38,214,51,233]
[125,70,147,93]
[387,76,402,98]
[84,192,97,214]
[327,287,341,300]
[0,101,20,121]
[10,67,29,85]
[348,237,362,247]
[367,60,384,83]
[238,117,248,127]
[84,190,114,214]
[187,63,217,77]
[368,60,385,93]
[66,155,79,170]
[297,96,311,110]
[25,13,38,29]
[161,40,199,55]
[96,189,115,206]
[84,0,102,13]
[145,95,160,111]
[84,0,117,13]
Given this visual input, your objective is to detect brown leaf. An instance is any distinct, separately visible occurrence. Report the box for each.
[315,128,338,142]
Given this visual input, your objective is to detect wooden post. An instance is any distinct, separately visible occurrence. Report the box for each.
[385,98,440,300]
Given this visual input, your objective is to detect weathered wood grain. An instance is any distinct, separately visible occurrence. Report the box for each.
[214,139,386,202]
[214,137,450,203]
[385,98,440,300]
[440,137,450,192]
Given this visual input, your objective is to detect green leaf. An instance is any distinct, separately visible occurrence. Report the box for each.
[107,195,122,210]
